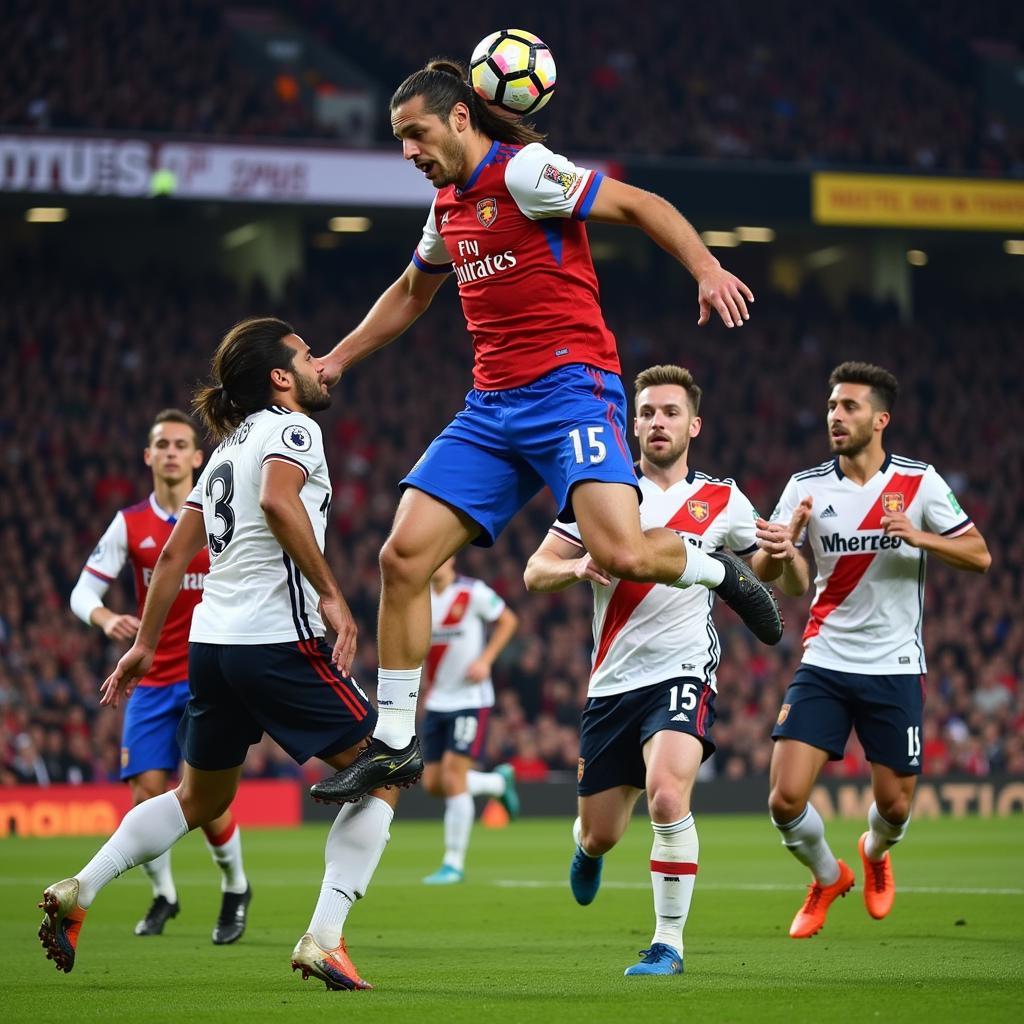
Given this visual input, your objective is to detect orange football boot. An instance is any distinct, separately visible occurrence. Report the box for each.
[38,878,88,973]
[859,832,895,919]
[291,933,372,991]
[789,860,855,938]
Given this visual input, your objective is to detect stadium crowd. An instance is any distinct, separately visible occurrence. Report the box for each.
[0,260,1019,787]
[1,0,1021,175]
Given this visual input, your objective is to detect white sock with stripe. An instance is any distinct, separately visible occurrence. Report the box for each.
[140,851,177,903]
[772,802,840,885]
[672,548,725,589]
[864,802,909,860]
[372,668,420,748]
[650,815,698,954]
[75,792,189,908]
[202,820,249,894]
[443,792,474,872]
[467,770,505,798]
[307,796,394,949]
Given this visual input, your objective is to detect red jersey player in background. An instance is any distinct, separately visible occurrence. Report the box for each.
[752,362,990,940]
[70,409,251,944]
[312,57,782,805]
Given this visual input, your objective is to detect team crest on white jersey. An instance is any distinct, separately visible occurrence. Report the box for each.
[476,198,498,228]
[882,492,904,513]
[687,499,710,522]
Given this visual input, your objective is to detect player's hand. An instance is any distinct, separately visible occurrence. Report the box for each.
[574,555,612,587]
[881,512,924,547]
[465,658,491,683]
[320,593,357,675]
[697,266,754,328]
[788,496,814,540]
[755,519,800,561]
[103,613,141,642]
[319,353,344,388]
[100,643,154,708]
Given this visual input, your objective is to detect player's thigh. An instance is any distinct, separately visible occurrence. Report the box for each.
[643,732,704,821]
[382,486,481,579]
[578,786,643,850]
[399,398,543,548]
[853,673,925,780]
[174,762,243,829]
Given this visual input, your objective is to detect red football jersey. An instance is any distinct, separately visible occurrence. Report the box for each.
[412,141,619,390]
[84,494,208,686]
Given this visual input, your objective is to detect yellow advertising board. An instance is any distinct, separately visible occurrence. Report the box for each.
[813,172,1024,231]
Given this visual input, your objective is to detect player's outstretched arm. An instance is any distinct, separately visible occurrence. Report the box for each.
[321,263,448,385]
[100,509,206,708]
[586,177,753,329]
[259,459,357,673]
[881,517,992,573]
[524,532,613,593]
[466,607,519,683]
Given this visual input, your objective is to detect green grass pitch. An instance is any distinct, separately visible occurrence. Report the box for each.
[3,814,1022,1022]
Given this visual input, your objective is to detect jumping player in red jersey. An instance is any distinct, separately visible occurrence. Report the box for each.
[69,410,251,943]
[311,59,782,804]
[752,363,991,939]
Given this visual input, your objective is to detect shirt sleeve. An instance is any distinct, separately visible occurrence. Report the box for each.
[82,512,128,583]
[918,465,974,537]
[548,518,585,549]
[471,580,507,624]
[724,485,759,556]
[769,476,807,547]
[184,471,204,514]
[411,196,454,274]
[504,143,604,221]
[260,414,326,481]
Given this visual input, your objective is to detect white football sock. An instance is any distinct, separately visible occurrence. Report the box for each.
[467,770,505,798]
[76,792,189,908]
[307,796,394,950]
[649,815,698,953]
[140,851,177,904]
[672,547,725,589]
[864,802,909,861]
[203,821,249,894]
[372,668,421,748]
[572,815,600,859]
[772,803,840,886]
[442,792,474,872]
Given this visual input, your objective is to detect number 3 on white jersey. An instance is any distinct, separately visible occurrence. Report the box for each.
[569,426,607,465]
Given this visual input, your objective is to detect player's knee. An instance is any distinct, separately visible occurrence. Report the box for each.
[379,534,430,589]
[768,784,806,824]
[423,776,445,797]
[876,794,911,825]
[580,822,619,856]
[130,782,162,805]
[440,764,466,796]
[647,786,687,823]
[174,785,228,830]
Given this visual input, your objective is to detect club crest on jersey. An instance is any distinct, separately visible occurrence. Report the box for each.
[476,198,498,228]
[882,492,905,513]
[687,499,710,522]
[282,424,312,452]
[539,163,581,199]
[777,703,791,726]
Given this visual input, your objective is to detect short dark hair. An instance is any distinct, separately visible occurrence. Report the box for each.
[193,317,296,441]
[828,361,899,412]
[634,364,702,415]
[391,57,545,147]
[148,408,200,447]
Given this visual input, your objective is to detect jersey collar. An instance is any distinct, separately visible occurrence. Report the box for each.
[833,452,892,481]
[455,140,500,196]
[149,492,177,525]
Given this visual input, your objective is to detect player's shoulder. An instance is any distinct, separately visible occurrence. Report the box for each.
[889,454,932,474]
[504,141,561,184]
[456,574,481,588]
[793,459,839,483]
[120,496,150,518]
[692,469,739,488]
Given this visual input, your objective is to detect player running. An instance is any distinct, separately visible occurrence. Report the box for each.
[752,361,991,939]
[40,318,390,991]
[420,557,519,884]
[525,365,780,976]
[69,410,250,943]
[312,59,781,805]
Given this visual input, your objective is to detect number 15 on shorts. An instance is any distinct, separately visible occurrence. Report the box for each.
[569,426,607,465]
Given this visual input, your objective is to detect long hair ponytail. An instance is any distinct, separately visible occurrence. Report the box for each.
[390,57,546,147]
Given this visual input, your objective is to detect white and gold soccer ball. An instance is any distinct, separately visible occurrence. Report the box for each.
[470,29,556,117]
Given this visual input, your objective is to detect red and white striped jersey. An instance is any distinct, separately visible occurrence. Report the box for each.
[770,455,974,674]
[553,471,758,696]
[83,494,208,687]
[424,576,507,712]
[412,141,617,391]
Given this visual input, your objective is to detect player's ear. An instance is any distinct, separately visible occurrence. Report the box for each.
[192,448,204,470]
[633,417,640,438]
[690,416,702,438]
[269,365,292,392]
[875,410,890,432]
[143,446,153,468]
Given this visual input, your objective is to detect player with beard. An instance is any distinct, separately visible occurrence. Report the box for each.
[752,362,990,940]
[311,58,782,807]
[523,365,788,977]
[41,318,390,992]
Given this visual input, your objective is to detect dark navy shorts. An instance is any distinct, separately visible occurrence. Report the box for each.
[121,680,190,780]
[422,707,492,763]
[577,678,716,796]
[179,640,376,772]
[771,664,925,775]
[401,363,639,546]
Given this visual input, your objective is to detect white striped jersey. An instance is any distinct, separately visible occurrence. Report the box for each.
[424,576,506,712]
[553,470,758,697]
[770,454,973,674]
[185,407,331,644]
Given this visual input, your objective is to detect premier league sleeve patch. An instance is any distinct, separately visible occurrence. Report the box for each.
[282,424,312,452]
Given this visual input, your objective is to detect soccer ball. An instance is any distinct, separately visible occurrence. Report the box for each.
[470,30,556,117]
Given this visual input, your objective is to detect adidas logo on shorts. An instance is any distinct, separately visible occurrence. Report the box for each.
[671,712,690,723]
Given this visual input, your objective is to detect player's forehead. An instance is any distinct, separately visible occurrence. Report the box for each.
[828,382,872,405]
[282,333,309,357]
[391,96,438,136]
[149,421,196,446]
[636,384,690,410]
